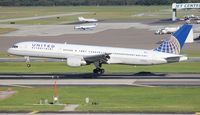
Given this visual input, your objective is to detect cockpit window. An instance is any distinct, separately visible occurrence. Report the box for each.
[12,45,18,48]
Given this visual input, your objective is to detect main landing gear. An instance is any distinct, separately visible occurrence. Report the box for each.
[25,56,31,68]
[93,62,105,75]
[93,68,105,75]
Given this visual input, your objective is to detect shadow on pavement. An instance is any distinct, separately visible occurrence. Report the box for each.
[0,72,167,79]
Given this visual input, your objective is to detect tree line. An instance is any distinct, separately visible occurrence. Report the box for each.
[0,0,199,6]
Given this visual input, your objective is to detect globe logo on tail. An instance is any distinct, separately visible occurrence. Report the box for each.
[154,35,180,54]
[154,24,192,54]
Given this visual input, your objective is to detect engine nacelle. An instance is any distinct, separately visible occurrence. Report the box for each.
[66,56,87,67]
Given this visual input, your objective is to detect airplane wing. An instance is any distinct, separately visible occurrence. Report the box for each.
[84,53,110,64]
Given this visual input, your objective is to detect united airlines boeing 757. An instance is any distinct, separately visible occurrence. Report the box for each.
[8,24,191,74]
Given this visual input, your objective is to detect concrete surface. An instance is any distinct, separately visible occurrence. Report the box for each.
[1,77,200,86]
[0,23,161,36]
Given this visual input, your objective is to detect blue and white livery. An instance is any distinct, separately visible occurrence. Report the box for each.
[7,24,191,74]
[154,24,192,54]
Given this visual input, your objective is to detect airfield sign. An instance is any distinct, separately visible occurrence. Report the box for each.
[172,3,200,21]
[173,3,200,9]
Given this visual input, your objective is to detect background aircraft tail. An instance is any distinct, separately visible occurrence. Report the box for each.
[153,24,192,54]
[78,17,84,21]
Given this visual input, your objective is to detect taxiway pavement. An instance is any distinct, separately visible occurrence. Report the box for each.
[0,23,160,36]
[1,79,200,87]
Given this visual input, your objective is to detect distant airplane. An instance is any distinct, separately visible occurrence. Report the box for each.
[184,14,200,20]
[78,16,98,23]
[155,27,179,35]
[197,20,200,24]
[183,14,200,24]
[74,24,97,30]
[8,24,191,74]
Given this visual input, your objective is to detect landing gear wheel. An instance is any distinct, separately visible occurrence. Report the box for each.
[100,69,105,74]
[27,64,31,68]
[93,69,97,73]
[93,68,105,75]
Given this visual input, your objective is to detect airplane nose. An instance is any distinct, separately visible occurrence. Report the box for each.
[7,48,13,54]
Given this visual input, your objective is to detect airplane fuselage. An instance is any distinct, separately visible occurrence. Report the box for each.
[74,25,96,30]
[8,41,187,66]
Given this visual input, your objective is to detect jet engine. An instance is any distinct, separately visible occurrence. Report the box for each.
[66,56,87,67]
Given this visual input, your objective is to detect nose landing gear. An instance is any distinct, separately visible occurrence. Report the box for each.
[25,56,31,68]
[27,63,31,67]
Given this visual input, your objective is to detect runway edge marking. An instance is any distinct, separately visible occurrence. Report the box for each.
[29,110,39,114]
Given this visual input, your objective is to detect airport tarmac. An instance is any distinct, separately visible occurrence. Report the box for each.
[1,73,200,86]
[1,22,200,37]
[0,23,162,36]
[1,79,200,86]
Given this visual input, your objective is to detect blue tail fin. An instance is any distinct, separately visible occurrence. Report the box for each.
[154,24,192,54]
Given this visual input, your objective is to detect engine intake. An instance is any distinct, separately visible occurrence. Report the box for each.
[66,56,86,67]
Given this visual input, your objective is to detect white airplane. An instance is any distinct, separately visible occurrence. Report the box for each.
[8,24,191,74]
[197,20,200,24]
[78,17,98,23]
[155,27,180,35]
[74,24,97,30]
[184,14,200,20]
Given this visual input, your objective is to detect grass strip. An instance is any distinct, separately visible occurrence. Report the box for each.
[0,62,199,73]
[0,28,17,34]
[0,86,200,112]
